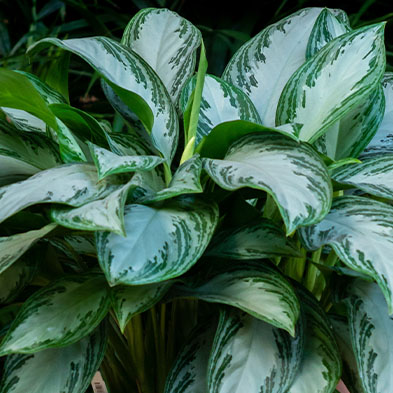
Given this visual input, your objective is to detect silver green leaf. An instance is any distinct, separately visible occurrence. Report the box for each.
[180,74,261,145]
[0,223,56,274]
[106,131,155,156]
[315,86,385,160]
[122,7,201,105]
[138,155,202,203]
[0,273,110,355]
[173,261,300,336]
[276,23,386,142]
[111,281,172,332]
[208,307,303,393]
[30,37,179,163]
[7,72,86,163]
[0,163,119,224]
[0,258,38,304]
[331,154,393,200]
[89,142,164,180]
[0,120,61,176]
[362,73,393,156]
[345,280,393,393]
[96,197,219,286]
[0,324,107,393]
[203,133,332,234]
[330,315,365,393]
[300,195,393,313]
[287,286,341,393]
[164,320,216,393]
[306,8,350,58]
[206,219,300,259]
[223,8,327,126]
[51,182,133,236]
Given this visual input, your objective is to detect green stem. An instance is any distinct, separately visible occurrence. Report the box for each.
[304,248,322,293]
[163,162,172,186]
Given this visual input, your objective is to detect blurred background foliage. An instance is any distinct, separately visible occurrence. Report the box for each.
[0,0,392,128]
[0,1,392,391]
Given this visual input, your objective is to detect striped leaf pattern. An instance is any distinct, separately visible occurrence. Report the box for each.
[0,258,38,304]
[0,223,56,274]
[287,286,341,393]
[332,154,393,200]
[0,120,61,176]
[306,8,350,58]
[0,273,110,355]
[138,155,202,203]
[300,196,393,313]
[51,182,133,236]
[8,72,86,163]
[203,133,332,234]
[362,73,393,156]
[0,163,119,224]
[164,321,216,393]
[30,37,179,162]
[222,8,325,126]
[0,324,107,393]
[0,69,58,132]
[345,280,393,393]
[89,142,164,180]
[112,282,172,332]
[180,74,261,145]
[96,197,219,285]
[208,307,303,393]
[172,261,300,336]
[206,219,300,259]
[276,23,386,142]
[330,315,365,393]
[122,7,201,105]
[315,86,385,160]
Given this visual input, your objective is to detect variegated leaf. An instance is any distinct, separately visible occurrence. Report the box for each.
[173,261,300,336]
[196,120,300,159]
[300,195,393,313]
[2,108,48,134]
[315,86,385,160]
[276,23,385,142]
[0,223,56,274]
[164,320,216,393]
[122,7,201,105]
[7,72,86,163]
[330,315,365,393]
[106,131,155,156]
[0,257,38,304]
[332,154,393,200]
[49,103,108,147]
[138,155,202,203]
[0,324,107,393]
[306,8,350,58]
[0,273,110,355]
[222,8,327,126]
[0,119,61,176]
[111,281,172,332]
[362,73,393,156]
[89,142,164,180]
[345,280,393,393]
[30,37,179,163]
[287,286,341,393]
[203,133,332,234]
[0,163,119,224]
[206,219,300,259]
[96,197,219,286]
[51,182,133,236]
[208,307,303,393]
[0,69,58,131]
[180,74,261,145]
[64,234,96,256]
